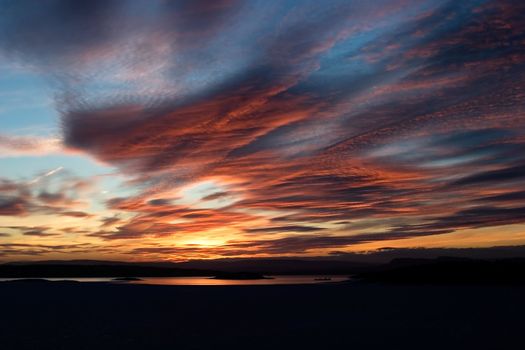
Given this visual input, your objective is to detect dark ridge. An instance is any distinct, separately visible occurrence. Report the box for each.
[112,277,143,282]
[0,264,218,278]
[356,257,525,285]
[0,259,374,276]
[177,258,374,275]
[212,272,273,280]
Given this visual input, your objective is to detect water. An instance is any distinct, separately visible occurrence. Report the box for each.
[0,275,350,285]
[129,275,350,285]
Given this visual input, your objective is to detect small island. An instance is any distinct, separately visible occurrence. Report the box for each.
[211,272,273,280]
[112,277,143,282]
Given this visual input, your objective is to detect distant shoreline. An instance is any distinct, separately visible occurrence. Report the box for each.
[0,275,351,286]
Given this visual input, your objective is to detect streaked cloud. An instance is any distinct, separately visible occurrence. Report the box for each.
[0,0,524,260]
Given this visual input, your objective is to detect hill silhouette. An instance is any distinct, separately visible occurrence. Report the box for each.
[0,264,217,278]
[357,257,525,285]
[0,259,373,277]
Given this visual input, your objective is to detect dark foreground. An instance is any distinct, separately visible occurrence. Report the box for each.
[1,281,524,350]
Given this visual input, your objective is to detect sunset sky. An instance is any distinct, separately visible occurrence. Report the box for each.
[1,0,525,262]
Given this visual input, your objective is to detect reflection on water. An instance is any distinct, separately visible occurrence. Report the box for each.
[132,275,350,285]
[0,275,350,285]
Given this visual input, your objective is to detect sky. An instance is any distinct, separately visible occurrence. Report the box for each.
[0,0,524,262]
